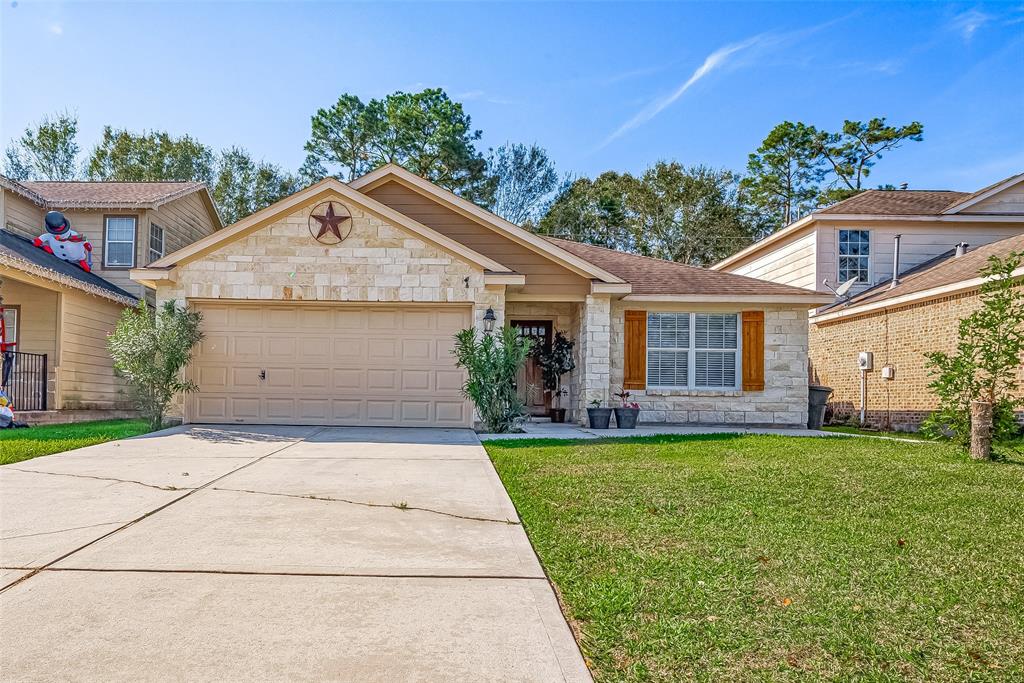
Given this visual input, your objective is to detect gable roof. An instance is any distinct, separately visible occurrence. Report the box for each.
[813,232,1024,321]
[0,175,222,230]
[349,164,626,284]
[942,172,1024,214]
[0,229,137,305]
[817,190,969,215]
[546,237,830,303]
[140,177,510,274]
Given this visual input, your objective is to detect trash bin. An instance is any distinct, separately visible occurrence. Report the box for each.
[807,385,833,430]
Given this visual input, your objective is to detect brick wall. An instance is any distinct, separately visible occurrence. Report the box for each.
[809,287,1024,431]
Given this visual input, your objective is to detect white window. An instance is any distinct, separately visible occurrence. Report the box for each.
[1,307,17,348]
[647,312,740,389]
[838,229,870,283]
[148,223,164,263]
[104,216,137,268]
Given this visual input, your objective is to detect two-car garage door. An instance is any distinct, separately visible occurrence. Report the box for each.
[189,303,471,427]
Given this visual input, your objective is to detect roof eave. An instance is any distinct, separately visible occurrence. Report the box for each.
[623,293,833,306]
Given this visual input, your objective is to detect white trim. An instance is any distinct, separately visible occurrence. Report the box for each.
[810,266,1024,323]
[941,173,1024,214]
[103,215,137,268]
[505,293,587,302]
[349,164,627,284]
[144,178,509,274]
[712,214,816,270]
[645,311,742,391]
[623,293,831,305]
[483,273,526,286]
[591,281,632,295]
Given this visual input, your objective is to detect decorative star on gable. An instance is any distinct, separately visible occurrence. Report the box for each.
[308,201,352,245]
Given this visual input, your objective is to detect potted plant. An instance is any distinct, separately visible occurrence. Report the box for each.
[533,331,576,423]
[613,389,641,429]
[587,399,612,429]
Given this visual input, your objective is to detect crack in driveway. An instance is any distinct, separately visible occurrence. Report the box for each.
[6,468,193,492]
[210,486,521,525]
[0,521,131,542]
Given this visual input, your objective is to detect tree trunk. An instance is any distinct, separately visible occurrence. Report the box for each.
[970,400,993,461]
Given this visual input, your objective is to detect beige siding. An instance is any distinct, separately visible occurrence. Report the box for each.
[2,191,44,239]
[56,288,132,410]
[965,185,1024,214]
[145,192,220,263]
[730,229,818,291]
[365,181,591,295]
[0,272,59,407]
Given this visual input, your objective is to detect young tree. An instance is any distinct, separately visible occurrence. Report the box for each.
[108,301,205,431]
[811,118,924,204]
[487,142,559,225]
[740,121,825,228]
[303,88,493,204]
[3,112,81,181]
[535,173,633,250]
[922,252,1024,459]
[86,126,216,183]
[212,147,302,224]
[452,326,533,433]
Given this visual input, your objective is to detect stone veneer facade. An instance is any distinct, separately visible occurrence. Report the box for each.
[809,287,1024,431]
[609,301,810,426]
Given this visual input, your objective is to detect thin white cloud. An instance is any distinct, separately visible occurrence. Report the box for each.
[48,23,63,35]
[596,34,766,149]
[950,10,990,40]
[456,89,485,101]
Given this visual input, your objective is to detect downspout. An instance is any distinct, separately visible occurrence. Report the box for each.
[889,234,902,289]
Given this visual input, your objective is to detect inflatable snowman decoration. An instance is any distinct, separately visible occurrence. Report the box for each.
[34,210,93,272]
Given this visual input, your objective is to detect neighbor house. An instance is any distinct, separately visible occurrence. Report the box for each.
[131,165,829,429]
[809,233,1024,431]
[0,176,221,419]
[712,173,1024,296]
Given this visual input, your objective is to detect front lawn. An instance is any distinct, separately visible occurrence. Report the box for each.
[0,419,151,465]
[486,435,1024,681]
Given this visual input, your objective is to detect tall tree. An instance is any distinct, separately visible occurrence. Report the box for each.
[3,112,81,181]
[740,121,825,228]
[86,127,215,183]
[303,88,492,204]
[487,143,559,225]
[811,118,924,204]
[537,163,755,266]
[212,147,302,224]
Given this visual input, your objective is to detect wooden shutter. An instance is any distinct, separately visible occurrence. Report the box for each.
[741,310,765,391]
[623,310,647,390]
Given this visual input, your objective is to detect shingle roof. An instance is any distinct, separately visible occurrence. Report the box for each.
[821,232,1024,312]
[0,230,136,305]
[15,180,206,209]
[818,190,970,216]
[543,237,825,297]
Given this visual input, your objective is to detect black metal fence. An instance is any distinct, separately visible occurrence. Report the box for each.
[1,351,48,411]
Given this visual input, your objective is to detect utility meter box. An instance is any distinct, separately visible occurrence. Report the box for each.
[881,365,896,380]
[858,351,874,371]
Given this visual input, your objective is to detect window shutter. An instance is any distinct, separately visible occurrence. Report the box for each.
[741,310,765,391]
[624,310,647,390]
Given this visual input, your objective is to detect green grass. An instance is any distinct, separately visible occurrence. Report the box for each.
[822,425,933,441]
[0,419,152,465]
[486,434,1024,682]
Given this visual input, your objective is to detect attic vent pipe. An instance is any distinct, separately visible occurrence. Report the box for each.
[956,242,969,257]
[890,234,902,289]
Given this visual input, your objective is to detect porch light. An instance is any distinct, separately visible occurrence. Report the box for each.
[483,307,496,334]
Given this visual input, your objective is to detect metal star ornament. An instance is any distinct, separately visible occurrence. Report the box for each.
[308,201,352,244]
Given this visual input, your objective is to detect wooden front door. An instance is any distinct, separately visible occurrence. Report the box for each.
[512,320,553,416]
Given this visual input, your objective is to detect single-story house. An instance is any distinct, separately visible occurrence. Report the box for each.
[809,233,1024,431]
[0,176,221,420]
[132,165,829,428]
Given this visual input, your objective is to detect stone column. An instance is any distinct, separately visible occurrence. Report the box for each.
[578,295,611,422]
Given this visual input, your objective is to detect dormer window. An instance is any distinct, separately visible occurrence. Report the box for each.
[838,229,870,283]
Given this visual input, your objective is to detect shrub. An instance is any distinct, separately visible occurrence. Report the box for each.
[452,325,532,433]
[532,330,576,407]
[108,300,204,431]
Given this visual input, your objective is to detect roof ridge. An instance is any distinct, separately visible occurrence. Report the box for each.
[542,235,709,272]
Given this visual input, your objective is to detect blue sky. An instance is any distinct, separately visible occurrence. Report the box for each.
[2,1,1022,191]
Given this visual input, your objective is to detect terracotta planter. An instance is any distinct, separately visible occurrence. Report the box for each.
[587,408,612,429]
[614,407,640,429]
[550,408,567,423]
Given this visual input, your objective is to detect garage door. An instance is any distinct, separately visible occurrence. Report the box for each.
[189,303,471,427]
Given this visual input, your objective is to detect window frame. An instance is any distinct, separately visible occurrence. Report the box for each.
[2,305,19,349]
[645,312,742,391]
[837,229,871,284]
[148,222,165,264]
[103,214,139,269]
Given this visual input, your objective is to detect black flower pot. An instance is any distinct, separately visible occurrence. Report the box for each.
[550,408,567,423]
[587,407,612,429]
[614,407,640,429]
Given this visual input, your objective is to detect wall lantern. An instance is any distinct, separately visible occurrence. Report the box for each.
[483,307,496,334]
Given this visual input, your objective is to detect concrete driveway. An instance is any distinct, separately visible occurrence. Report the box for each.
[0,425,590,682]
